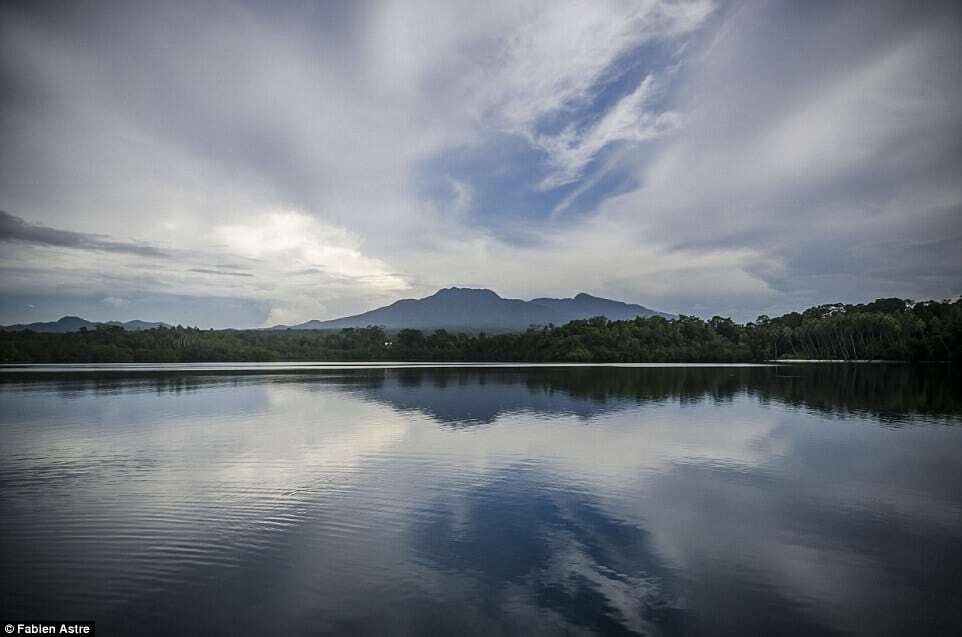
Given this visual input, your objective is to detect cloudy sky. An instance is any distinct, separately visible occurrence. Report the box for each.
[1,0,960,327]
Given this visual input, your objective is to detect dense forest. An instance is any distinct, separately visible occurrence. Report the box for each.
[1,297,959,363]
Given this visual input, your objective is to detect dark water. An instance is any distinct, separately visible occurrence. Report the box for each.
[1,364,960,636]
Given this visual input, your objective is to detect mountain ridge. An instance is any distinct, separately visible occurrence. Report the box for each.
[276,287,674,331]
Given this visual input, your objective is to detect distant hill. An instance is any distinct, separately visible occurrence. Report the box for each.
[0,316,169,333]
[276,288,673,331]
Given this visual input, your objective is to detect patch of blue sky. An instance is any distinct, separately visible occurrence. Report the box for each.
[418,137,642,244]
[550,142,642,218]
[417,134,568,228]
[532,40,679,140]
[417,42,686,240]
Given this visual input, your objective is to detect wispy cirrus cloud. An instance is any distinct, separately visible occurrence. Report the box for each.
[534,75,681,189]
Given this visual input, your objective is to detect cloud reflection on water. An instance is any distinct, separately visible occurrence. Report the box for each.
[1,365,960,635]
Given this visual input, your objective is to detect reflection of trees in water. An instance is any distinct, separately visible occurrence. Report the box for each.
[0,373,265,398]
[357,365,962,425]
[2,365,958,422]
[750,364,962,422]
[555,365,962,422]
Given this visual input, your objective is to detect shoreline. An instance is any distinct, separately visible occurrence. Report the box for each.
[1,360,952,374]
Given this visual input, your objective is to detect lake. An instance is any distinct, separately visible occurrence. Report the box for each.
[1,364,960,635]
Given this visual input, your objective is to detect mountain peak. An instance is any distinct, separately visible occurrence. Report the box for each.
[433,287,501,299]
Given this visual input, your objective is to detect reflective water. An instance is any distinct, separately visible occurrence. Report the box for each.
[1,364,960,635]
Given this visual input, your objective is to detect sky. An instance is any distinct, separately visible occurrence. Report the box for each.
[1,0,960,328]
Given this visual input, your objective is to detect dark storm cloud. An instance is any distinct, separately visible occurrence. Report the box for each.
[187,268,255,278]
[0,210,170,258]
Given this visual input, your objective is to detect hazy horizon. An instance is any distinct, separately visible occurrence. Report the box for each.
[0,286,666,327]
[2,285,958,330]
[2,1,961,329]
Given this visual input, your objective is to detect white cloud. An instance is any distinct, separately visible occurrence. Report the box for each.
[211,211,410,325]
[214,212,395,282]
[463,0,712,131]
[363,0,711,187]
[534,75,681,189]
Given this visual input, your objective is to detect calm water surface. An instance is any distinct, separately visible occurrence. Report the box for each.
[1,364,960,635]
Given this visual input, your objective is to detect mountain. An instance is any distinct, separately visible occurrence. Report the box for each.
[279,288,673,331]
[0,316,169,333]
[530,293,674,323]
[1,290,672,333]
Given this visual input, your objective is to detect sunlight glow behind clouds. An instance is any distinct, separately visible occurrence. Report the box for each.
[212,212,409,325]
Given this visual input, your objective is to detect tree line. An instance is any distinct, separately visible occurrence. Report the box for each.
[1,297,959,363]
